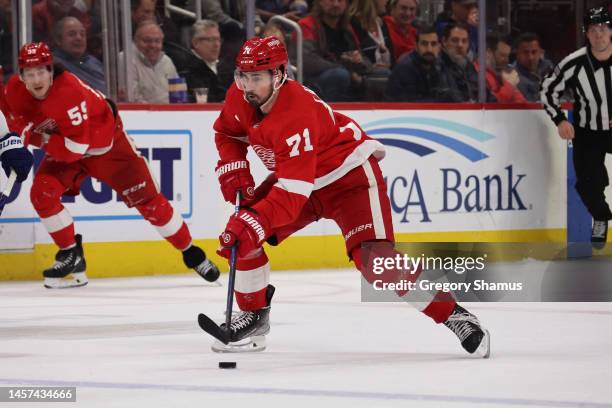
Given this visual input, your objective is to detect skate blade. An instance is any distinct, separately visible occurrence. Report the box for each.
[474,329,491,358]
[211,335,266,353]
[44,272,89,289]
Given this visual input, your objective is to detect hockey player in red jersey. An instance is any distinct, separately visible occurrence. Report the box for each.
[3,42,220,288]
[213,36,490,356]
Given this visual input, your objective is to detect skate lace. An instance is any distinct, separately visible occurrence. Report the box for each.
[196,259,215,274]
[230,311,256,332]
[593,221,607,238]
[445,313,479,342]
[52,252,76,270]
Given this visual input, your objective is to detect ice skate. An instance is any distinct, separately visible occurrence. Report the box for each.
[43,234,88,289]
[183,245,220,283]
[591,220,608,250]
[444,304,490,358]
[212,285,275,353]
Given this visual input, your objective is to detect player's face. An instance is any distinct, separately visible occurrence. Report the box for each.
[586,24,611,53]
[21,66,53,100]
[236,70,274,108]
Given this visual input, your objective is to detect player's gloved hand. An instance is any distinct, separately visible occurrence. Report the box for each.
[0,132,33,182]
[218,209,269,259]
[216,160,255,205]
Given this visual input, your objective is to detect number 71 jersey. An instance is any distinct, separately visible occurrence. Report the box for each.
[214,80,386,228]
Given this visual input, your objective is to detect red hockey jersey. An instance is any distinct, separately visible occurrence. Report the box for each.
[4,71,115,163]
[214,80,385,230]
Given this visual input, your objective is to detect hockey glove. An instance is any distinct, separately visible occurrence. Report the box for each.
[0,133,33,182]
[216,160,255,204]
[218,209,269,258]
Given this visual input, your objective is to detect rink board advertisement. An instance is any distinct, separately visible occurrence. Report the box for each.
[0,108,566,244]
[0,106,576,277]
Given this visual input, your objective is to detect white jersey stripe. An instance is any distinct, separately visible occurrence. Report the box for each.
[235,261,270,293]
[275,178,314,198]
[64,138,89,155]
[41,208,74,233]
[155,208,184,238]
[362,160,386,240]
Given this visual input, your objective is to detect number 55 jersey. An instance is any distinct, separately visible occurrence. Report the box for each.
[4,70,116,162]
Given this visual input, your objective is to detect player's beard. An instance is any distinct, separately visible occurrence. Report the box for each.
[245,92,263,108]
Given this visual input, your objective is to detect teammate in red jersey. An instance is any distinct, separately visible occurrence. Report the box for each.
[213,36,490,356]
[3,42,220,288]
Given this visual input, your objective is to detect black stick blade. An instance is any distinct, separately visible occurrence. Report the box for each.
[198,313,229,344]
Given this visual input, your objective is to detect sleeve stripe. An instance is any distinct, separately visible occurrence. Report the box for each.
[275,178,314,198]
[64,137,89,154]
[541,48,585,119]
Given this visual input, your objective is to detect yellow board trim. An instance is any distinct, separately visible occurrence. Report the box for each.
[0,228,591,281]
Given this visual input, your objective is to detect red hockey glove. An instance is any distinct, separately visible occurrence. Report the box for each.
[218,209,269,259]
[215,160,255,204]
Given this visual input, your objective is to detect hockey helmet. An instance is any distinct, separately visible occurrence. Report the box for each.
[583,6,611,32]
[18,42,53,70]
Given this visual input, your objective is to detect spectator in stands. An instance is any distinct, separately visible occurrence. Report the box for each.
[0,0,13,77]
[188,0,245,34]
[487,33,522,94]
[131,0,180,44]
[349,0,393,69]
[383,0,417,62]
[473,34,526,103]
[386,26,458,102]
[434,0,478,57]
[512,32,554,102]
[123,19,179,103]
[256,0,308,22]
[440,22,494,102]
[299,0,371,101]
[33,0,92,48]
[52,16,106,92]
[183,19,231,102]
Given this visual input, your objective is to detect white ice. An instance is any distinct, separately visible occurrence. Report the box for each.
[0,269,611,408]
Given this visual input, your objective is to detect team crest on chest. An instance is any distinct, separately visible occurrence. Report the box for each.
[252,144,276,169]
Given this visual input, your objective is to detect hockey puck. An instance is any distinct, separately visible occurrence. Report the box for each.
[218,361,237,369]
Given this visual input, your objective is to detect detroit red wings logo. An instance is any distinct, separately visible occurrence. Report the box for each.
[34,118,59,135]
[252,144,276,169]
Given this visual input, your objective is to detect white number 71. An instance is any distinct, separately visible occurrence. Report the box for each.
[286,128,313,157]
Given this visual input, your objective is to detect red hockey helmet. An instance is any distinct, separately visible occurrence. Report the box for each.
[235,36,288,72]
[18,42,53,70]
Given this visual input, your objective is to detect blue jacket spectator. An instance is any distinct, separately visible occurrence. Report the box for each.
[52,16,106,93]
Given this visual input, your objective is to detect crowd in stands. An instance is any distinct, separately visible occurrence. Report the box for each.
[1,0,598,104]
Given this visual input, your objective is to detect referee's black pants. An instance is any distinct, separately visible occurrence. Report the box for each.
[572,127,612,221]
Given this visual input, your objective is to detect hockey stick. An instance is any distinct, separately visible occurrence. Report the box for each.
[197,191,241,344]
[0,170,17,216]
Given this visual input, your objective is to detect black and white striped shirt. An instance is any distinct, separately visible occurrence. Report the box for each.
[541,47,611,131]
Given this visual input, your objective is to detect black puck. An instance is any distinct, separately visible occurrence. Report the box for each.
[219,361,237,369]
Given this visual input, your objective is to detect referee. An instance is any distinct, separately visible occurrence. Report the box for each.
[541,6,612,249]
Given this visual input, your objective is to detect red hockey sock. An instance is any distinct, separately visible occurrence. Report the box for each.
[234,250,270,311]
[136,194,192,250]
[352,244,456,324]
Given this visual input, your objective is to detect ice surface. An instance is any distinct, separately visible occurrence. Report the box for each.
[1,269,611,407]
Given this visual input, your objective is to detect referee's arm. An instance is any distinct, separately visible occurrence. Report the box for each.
[540,56,574,125]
